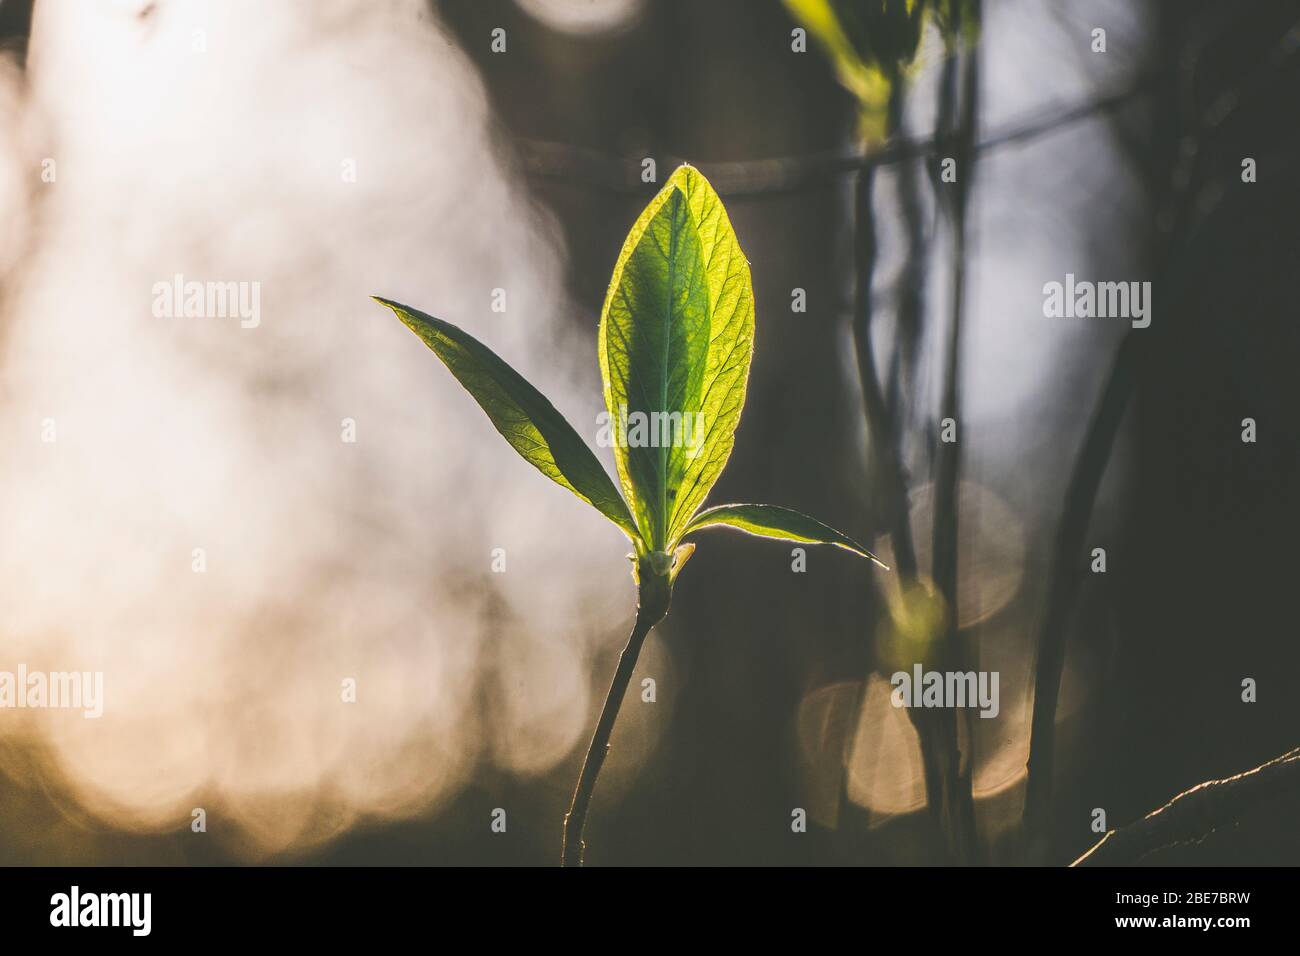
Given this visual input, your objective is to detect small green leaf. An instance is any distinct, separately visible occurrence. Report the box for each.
[375,296,640,543]
[598,165,755,552]
[683,503,888,568]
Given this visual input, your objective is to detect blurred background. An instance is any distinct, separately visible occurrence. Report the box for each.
[0,0,1296,866]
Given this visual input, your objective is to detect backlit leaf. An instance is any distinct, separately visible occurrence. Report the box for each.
[597,165,755,551]
[375,296,639,542]
[683,503,887,567]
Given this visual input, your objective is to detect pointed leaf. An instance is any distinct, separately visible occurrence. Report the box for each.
[597,165,755,551]
[684,503,888,568]
[375,297,639,542]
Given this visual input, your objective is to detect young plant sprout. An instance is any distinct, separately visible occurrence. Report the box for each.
[375,164,887,866]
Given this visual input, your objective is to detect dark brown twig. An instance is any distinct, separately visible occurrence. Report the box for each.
[1072,746,1300,866]
[520,82,1152,198]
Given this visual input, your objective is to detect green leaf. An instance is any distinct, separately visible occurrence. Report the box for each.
[683,503,888,568]
[598,165,755,552]
[375,296,640,543]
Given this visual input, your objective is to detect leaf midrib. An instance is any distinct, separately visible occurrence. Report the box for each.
[658,188,681,548]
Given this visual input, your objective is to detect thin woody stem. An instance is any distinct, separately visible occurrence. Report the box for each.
[561,567,670,867]
[1072,746,1300,866]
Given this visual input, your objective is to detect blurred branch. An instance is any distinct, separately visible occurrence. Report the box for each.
[852,170,917,583]
[847,19,985,861]
[519,81,1153,198]
[930,15,980,864]
[1021,332,1144,846]
[851,164,946,847]
[884,83,928,432]
[1021,12,1300,857]
[1072,746,1300,866]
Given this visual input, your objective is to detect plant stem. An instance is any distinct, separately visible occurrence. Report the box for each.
[851,163,948,850]
[1019,9,1285,856]
[1021,332,1140,848]
[561,565,670,867]
[852,168,918,583]
[884,82,927,430]
[931,29,982,866]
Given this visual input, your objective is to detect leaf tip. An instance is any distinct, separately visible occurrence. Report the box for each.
[667,162,715,197]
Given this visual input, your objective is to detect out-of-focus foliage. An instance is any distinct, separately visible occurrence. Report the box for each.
[876,579,949,672]
[783,0,980,141]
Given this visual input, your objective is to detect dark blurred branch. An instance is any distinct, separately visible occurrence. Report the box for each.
[851,165,946,847]
[1021,13,1300,858]
[852,169,918,584]
[850,27,986,860]
[930,20,981,865]
[520,81,1153,198]
[1072,746,1300,866]
[1021,332,1144,845]
[883,85,928,429]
